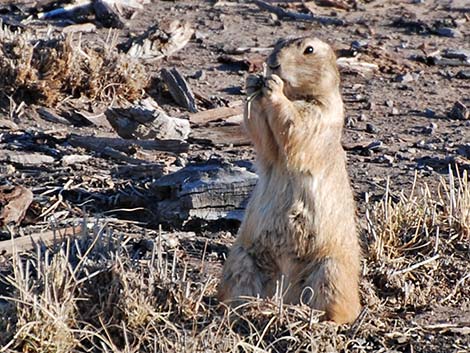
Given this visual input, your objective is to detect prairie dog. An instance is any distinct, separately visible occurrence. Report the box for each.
[218,37,361,324]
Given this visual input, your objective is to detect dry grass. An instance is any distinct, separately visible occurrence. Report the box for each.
[0,170,469,352]
[0,26,148,107]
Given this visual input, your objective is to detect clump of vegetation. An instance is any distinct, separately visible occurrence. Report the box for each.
[0,171,469,352]
[0,26,148,107]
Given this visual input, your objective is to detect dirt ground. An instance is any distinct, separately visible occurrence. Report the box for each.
[0,0,469,352]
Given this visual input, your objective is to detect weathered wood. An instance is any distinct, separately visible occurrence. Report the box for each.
[151,160,257,224]
[0,185,33,226]
[106,99,190,140]
[68,133,189,154]
[38,1,93,19]
[189,106,243,125]
[0,225,83,255]
[336,57,379,75]
[61,154,92,166]
[0,118,19,130]
[62,23,97,34]
[252,0,345,26]
[122,20,193,61]
[0,150,55,165]
[190,124,250,146]
[37,107,71,126]
[93,0,125,28]
[161,68,198,113]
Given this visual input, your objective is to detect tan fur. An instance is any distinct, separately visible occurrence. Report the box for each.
[218,37,361,324]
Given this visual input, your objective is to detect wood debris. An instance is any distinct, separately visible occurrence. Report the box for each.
[68,133,189,154]
[106,98,191,140]
[336,57,379,75]
[0,150,55,165]
[151,160,257,225]
[252,0,345,26]
[191,124,250,146]
[37,0,149,28]
[121,19,194,61]
[62,23,97,34]
[161,68,198,113]
[0,224,82,254]
[0,185,33,226]
[190,105,243,125]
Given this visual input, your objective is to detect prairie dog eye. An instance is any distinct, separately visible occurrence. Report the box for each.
[304,46,314,54]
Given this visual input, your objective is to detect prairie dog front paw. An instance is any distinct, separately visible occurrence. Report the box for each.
[262,74,284,99]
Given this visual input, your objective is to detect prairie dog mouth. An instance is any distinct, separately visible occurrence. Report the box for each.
[268,64,280,71]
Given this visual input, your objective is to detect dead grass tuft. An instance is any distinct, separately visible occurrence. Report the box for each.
[366,169,470,308]
[0,26,148,107]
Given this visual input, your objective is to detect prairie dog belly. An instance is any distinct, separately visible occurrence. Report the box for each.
[241,167,320,256]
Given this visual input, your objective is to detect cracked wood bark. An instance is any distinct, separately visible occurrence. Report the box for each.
[151,160,257,225]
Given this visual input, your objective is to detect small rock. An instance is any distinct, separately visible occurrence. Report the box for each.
[358,113,367,121]
[396,72,414,83]
[456,70,470,79]
[385,100,394,108]
[457,144,470,158]
[423,122,437,134]
[191,70,206,80]
[380,154,395,164]
[391,108,399,115]
[351,40,369,52]
[443,49,470,61]
[424,108,436,118]
[436,27,462,38]
[416,140,437,150]
[448,101,469,120]
[365,140,385,152]
[366,123,379,134]
[345,116,356,128]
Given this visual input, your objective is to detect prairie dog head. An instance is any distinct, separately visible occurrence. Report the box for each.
[266,37,340,101]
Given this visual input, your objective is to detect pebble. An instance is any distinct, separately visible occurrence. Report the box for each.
[416,140,437,150]
[436,27,462,38]
[366,123,379,134]
[351,40,369,52]
[443,49,470,61]
[448,101,469,120]
[456,70,470,79]
[396,72,414,83]
[191,70,206,80]
[366,140,385,152]
[391,108,399,115]
[424,108,436,118]
[358,113,368,121]
[385,100,394,108]
[379,154,395,164]
[457,144,470,158]
[345,116,357,128]
[423,122,437,134]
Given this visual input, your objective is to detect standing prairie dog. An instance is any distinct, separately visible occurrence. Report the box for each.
[218,37,361,324]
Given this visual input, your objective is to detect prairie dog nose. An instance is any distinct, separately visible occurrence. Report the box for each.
[267,54,281,70]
